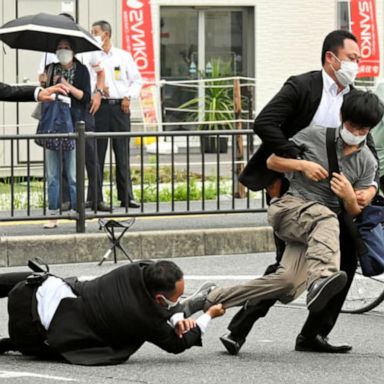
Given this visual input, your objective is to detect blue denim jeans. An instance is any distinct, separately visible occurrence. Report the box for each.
[45,149,76,211]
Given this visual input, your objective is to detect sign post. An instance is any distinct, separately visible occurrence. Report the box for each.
[350,0,380,78]
[122,0,159,142]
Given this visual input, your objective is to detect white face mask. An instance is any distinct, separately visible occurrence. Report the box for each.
[56,49,73,65]
[93,35,103,46]
[340,126,367,146]
[159,294,180,310]
[330,53,359,87]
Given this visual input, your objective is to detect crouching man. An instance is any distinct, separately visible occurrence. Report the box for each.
[0,260,223,365]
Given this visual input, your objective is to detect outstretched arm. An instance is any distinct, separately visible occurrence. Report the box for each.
[36,84,69,102]
[267,154,329,182]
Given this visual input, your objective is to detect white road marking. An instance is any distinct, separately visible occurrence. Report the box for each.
[184,275,259,280]
[0,371,76,381]
[78,275,260,282]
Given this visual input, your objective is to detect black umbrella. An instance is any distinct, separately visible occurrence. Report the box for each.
[0,13,100,53]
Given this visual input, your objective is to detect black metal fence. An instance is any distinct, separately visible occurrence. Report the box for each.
[0,122,267,232]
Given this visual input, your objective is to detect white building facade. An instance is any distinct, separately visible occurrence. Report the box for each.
[0,0,383,169]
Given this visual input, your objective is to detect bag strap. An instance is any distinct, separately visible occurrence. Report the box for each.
[325,127,340,174]
[326,128,368,255]
[326,128,343,207]
[45,63,55,88]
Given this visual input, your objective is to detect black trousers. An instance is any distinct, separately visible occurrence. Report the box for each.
[84,111,103,206]
[228,214,357,341]
[0,271,30,298]
[59,110,103,207]
[95,102,134,203]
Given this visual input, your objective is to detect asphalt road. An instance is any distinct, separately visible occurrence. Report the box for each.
[0,253,383,383]
[0,211,269,237]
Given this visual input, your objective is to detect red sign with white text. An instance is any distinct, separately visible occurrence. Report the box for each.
[122,0,158,128]
[350,0,380,77]
[122,0,155,78]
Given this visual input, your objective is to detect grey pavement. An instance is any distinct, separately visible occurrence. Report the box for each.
[0,212,274,267]
[0,253,383,384]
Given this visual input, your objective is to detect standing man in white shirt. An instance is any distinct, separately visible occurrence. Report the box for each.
[91,20,142,209]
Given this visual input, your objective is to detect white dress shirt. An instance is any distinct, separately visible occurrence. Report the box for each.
[310,70,377,188]
[100,46,142,99]
[169,312,212,334]
[311,69,350,128]
[36,276,77,330]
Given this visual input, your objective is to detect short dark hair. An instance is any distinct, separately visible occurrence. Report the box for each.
[55,36,76,52]
[341,90,384,128]
[321,30,358,65]
[143,260,184,297]
[92,20,112,38]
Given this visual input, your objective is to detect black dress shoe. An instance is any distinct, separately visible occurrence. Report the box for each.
[0,338,16,354]
[295,334,352,353]
[97,202,111,212]
[121,200,141,209]
[129,200,140,208]
[307,271,347,312]
[220,333,245,355]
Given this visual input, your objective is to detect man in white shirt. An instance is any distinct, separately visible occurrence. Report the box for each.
[223,30,379,355]
[91,20,142,209]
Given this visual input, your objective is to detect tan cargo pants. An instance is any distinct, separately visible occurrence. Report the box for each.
[207,195,340,309]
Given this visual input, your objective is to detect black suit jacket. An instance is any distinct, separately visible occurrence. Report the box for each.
[0,82,36,102]
[240,70,379,191]
[46,261,202,366]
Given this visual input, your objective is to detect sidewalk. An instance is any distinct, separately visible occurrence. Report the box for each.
[0,212,275,267]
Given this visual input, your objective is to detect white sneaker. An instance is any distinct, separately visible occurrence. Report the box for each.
[43,219,58,229]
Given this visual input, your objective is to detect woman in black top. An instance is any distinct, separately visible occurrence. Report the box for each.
[43,37,90,229]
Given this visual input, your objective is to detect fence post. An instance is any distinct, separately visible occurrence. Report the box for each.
[234,78,246,198]
[76,121,86,233]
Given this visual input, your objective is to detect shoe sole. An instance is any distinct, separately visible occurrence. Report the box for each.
[295,344,352,353]
[220,336,241,355]
[180,281,217,303]
[307,272,347,313]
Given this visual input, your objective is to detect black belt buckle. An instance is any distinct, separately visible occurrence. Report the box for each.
[26,273,49,287]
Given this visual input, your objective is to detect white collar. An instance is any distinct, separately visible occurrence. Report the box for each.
[322,69,350,96]
[102,45,115,56]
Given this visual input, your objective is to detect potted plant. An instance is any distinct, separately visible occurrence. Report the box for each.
[179,59,234,153]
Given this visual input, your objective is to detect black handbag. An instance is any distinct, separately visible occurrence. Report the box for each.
[326,128,384,276]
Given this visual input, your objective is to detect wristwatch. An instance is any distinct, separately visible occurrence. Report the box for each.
[95,88,103,96]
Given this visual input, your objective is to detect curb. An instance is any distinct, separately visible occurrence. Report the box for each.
[0,226,275,267]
